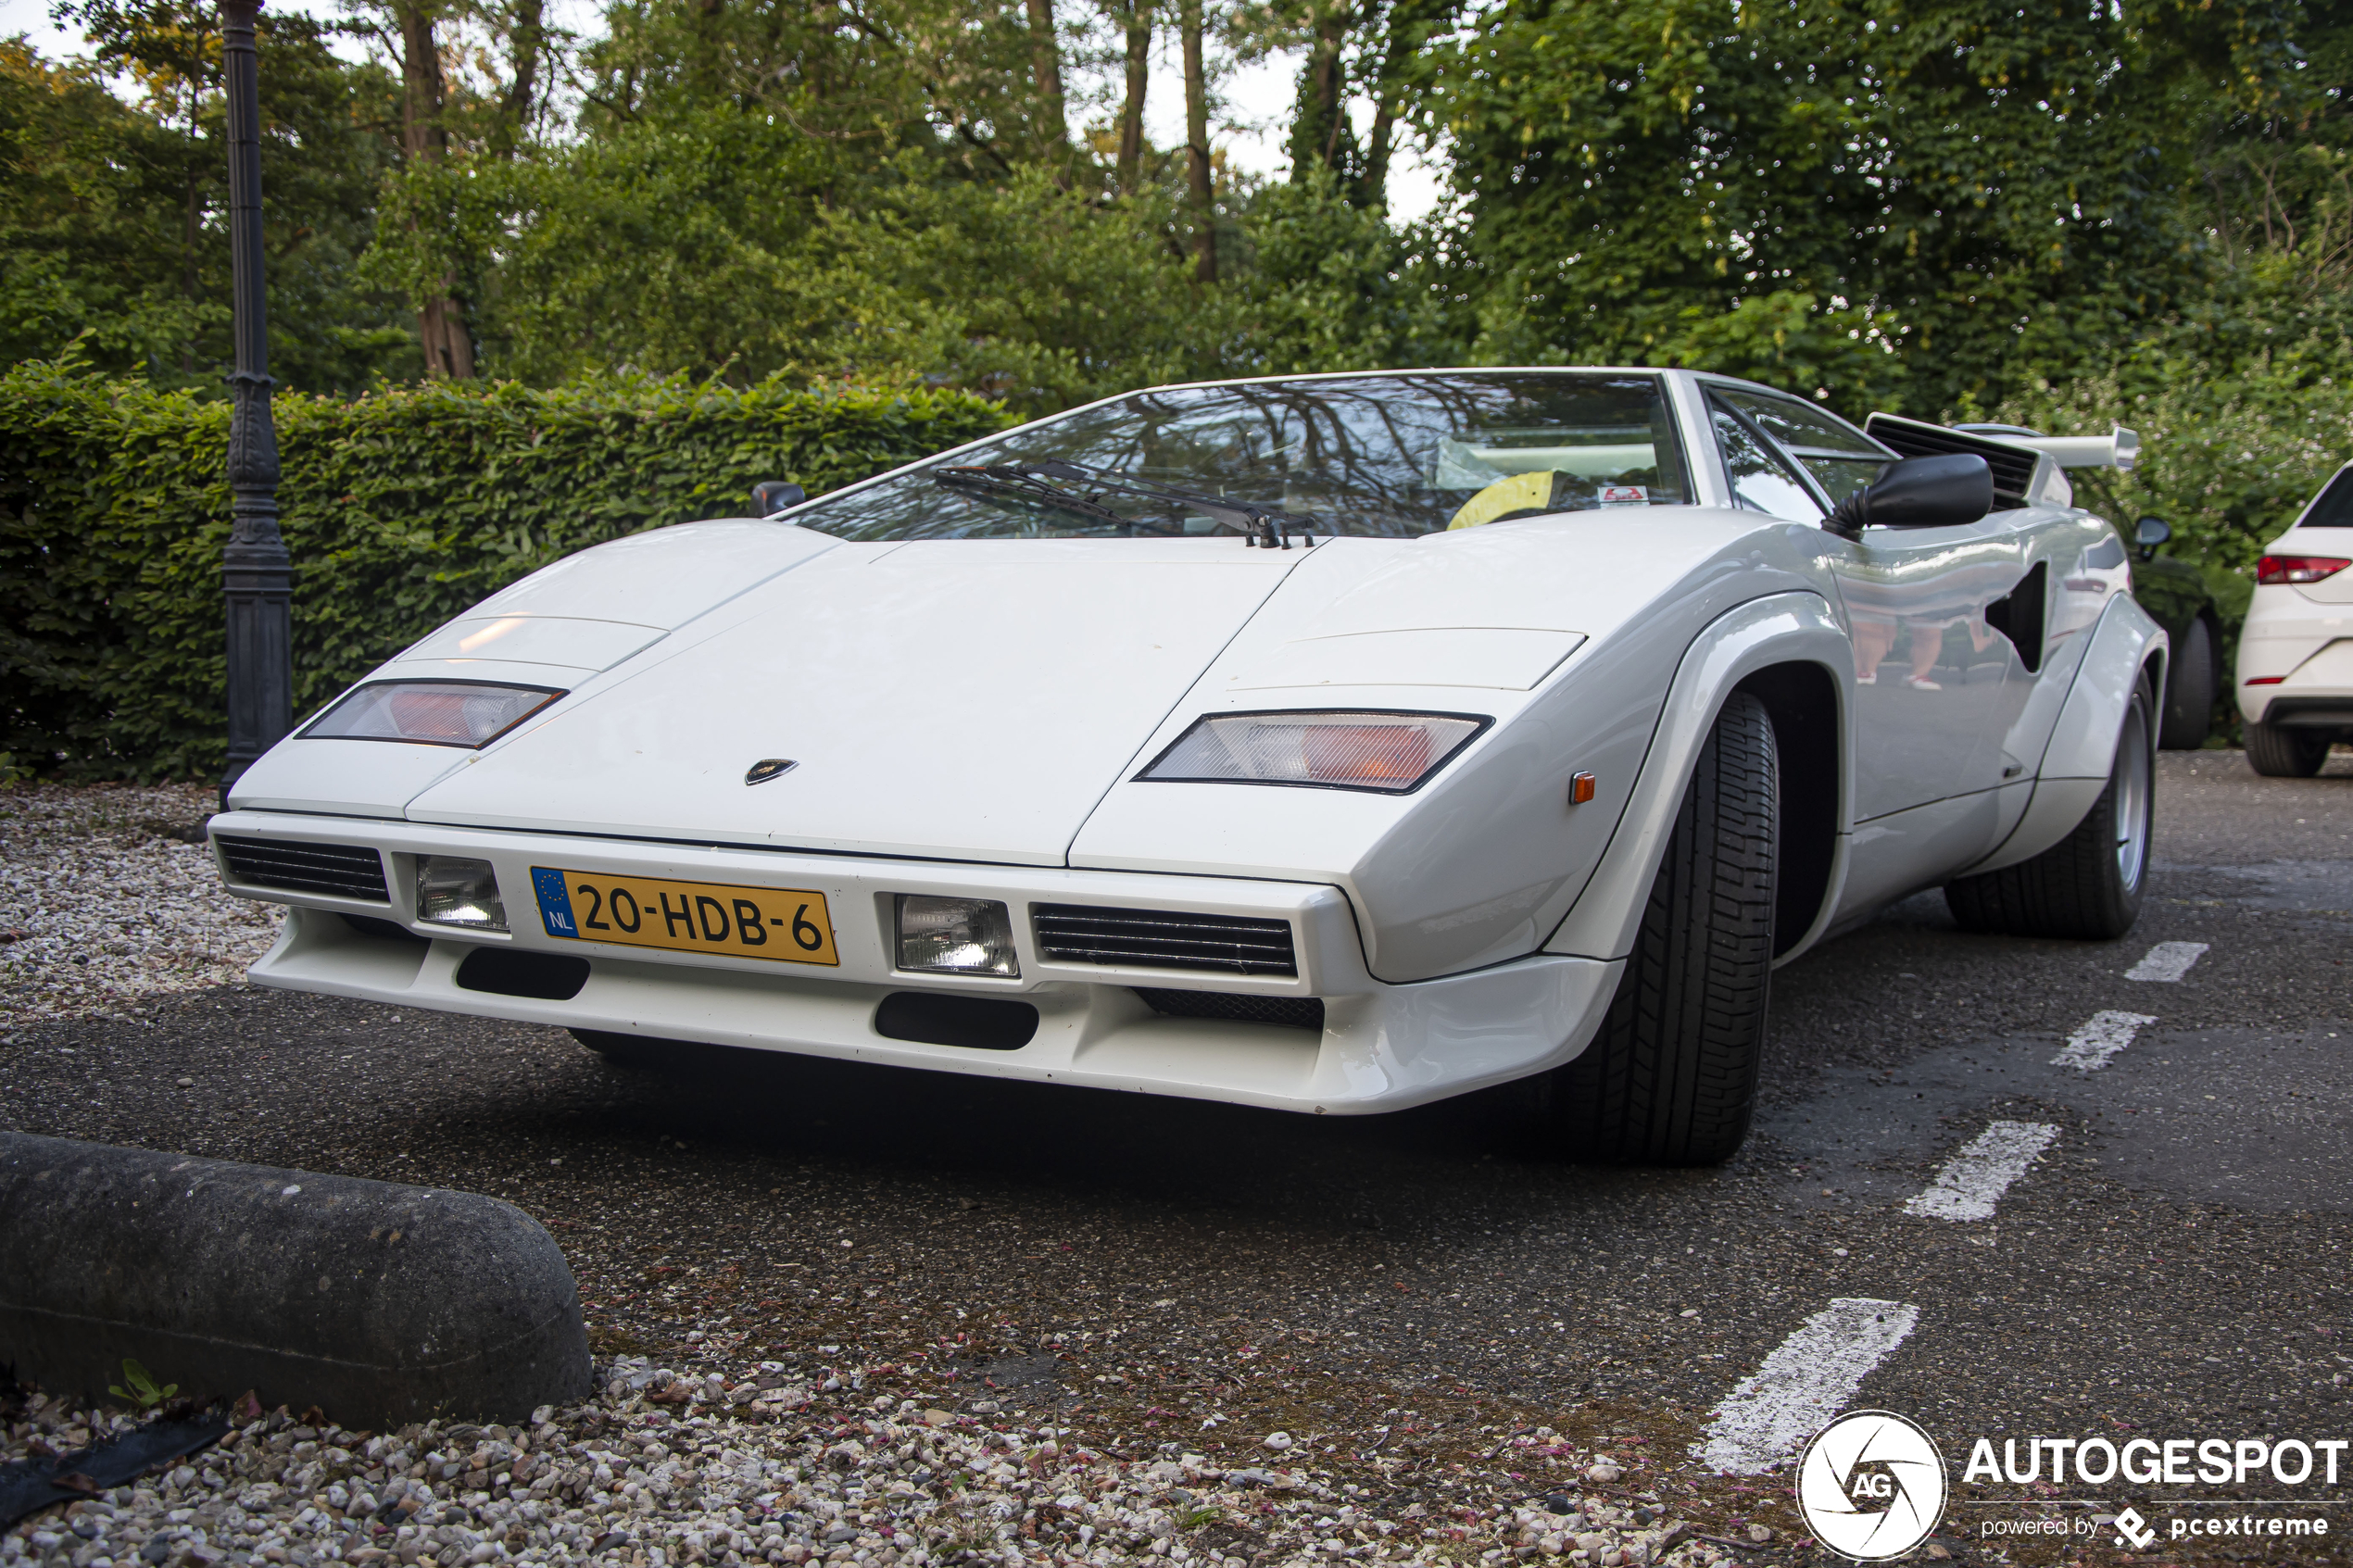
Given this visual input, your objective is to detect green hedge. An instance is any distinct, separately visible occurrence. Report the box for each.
[1,366,1011,782]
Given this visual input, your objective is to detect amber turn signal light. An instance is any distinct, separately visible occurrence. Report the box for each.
[1568,771,1597,805]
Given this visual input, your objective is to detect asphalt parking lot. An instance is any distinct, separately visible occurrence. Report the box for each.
[5,750,2350,1565]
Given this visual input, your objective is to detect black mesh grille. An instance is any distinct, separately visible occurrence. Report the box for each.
[1033,904,1298,976]
[216,835,390,902]
[1136,988,1324,1030]
[1863,413,2041,508]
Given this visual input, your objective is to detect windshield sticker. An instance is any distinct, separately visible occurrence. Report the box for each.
[1599,484,1650,507]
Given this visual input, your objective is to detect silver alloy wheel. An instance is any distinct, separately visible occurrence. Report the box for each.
[2114,701,2152,888]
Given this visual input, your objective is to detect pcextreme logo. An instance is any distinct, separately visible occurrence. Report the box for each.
[1796,1411,1950,1562]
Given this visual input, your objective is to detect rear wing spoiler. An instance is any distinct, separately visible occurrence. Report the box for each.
[1862,415,2139,512]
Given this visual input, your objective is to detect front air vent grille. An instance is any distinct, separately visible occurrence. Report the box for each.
[216,835,389,902]
[1136,988,1325,1030]
[1033,904,1298,976]
[1862,413,2040,509]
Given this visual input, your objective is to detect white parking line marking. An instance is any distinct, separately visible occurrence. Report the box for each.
[1903,1121,2060,1221]
[2052,1010,2158,1071]
[2126,941,2208,982]
[1694,1298,1921,1474]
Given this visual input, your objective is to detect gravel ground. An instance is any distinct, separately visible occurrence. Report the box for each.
[2,1369,1737,1568]
[0,784,278,1032]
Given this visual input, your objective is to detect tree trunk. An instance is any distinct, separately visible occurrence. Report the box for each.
[1180,0,1214,282]
[1360,94,1393,209]
[498,0,547,154]
[393,0,475,379]
[1287,0,1353,182]
[1358,12,1417,210]
[1115,0,1151,192]
[1025,0,1068,156]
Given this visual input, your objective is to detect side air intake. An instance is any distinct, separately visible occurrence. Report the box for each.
[1863,413,2041,511]
[1032,905,1299,977]
[216,835,390,902]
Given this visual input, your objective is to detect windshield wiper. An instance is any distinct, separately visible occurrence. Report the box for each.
[931,458,1318,548]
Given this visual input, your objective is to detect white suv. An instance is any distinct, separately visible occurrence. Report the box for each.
[2238,460,2353,774]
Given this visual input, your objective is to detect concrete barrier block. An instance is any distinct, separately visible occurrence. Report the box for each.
[0,1132,591,1430]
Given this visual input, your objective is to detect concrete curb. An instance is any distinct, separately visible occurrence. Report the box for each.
[0,1132,591,1430]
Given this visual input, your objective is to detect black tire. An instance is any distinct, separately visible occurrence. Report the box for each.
[1946,674,2154,939]
[571,1028,664,1067]
[1543,692,1778,1165]
[2158,617,2215,750]
[2245,718,2332,777]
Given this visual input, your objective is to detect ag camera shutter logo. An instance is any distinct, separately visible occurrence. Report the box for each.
[1796,1411,1948,1561]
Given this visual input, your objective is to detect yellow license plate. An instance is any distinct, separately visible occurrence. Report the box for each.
[528,867,839,965]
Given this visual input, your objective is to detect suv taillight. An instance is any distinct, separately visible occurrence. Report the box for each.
[2256,554,2352,585]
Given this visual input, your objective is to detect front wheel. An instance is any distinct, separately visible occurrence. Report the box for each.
[2245,718,2332,777]
[1946,673,2154,939]
[1540,692,1778,1166]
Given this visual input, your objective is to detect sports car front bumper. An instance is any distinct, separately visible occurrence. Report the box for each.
[210,811,1619,1114]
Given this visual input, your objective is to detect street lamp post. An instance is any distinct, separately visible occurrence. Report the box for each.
[219,0,291,807]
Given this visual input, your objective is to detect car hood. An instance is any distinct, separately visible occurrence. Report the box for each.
[404,538,1311,864]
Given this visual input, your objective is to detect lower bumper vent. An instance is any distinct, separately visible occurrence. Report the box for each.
[1033,904,1298,976]
[455,947,589,1000]
[875,992,1038,1051]
[217,835,389,902]
[1136,988,1324,1031]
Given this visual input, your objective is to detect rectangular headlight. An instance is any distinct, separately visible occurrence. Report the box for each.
[895,896,1018,976]
[417,856,507,931]
[1136,710,1491,794]
[304,681,563,748]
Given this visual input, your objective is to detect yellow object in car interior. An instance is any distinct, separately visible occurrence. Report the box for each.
[1449,470,1578,531]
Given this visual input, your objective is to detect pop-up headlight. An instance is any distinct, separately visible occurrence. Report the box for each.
[417,856,507,930]
[896,896,1019,976]
[305,681,563,748]
[1137,709,1490,794]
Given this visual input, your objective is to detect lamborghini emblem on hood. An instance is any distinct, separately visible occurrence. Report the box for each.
[745,759,799,785]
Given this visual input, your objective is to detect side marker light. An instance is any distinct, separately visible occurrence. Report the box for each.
[1568,771,1598,806]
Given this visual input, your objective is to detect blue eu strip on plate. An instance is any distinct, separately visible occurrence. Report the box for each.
[532,868,580,938]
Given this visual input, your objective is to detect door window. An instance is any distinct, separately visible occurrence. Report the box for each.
[1712,406,1825,521]
[1713,387,1894,504]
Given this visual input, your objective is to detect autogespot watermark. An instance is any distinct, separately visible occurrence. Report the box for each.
[1958,1434,2353,1487]
[1796,1417,2348,1558]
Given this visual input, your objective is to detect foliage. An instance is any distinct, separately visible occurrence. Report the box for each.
[1223,168,1465,374]
[107,1359,177,1411]
[1,362,1009,781]
[1428,0,2301,418]
[8,0,2353,653]
[1987,340,2353,580]
[0,9,415,392]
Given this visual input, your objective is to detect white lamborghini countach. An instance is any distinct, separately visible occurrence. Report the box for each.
[211,370,2165,1163]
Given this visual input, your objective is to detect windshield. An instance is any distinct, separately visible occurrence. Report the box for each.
[789,372,1692,540]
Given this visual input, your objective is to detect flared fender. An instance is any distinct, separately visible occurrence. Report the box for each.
[1963,593,2168,877]
[1542,591,1855,965]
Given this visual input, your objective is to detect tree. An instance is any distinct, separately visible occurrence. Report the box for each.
[3,8,409,389]
[1431,0,2304,414]
[384,0,474,377]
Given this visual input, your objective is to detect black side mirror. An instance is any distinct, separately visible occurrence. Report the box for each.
[1825,454,1994,541]
[752,480,807,517]
[2134,515,2171,559]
